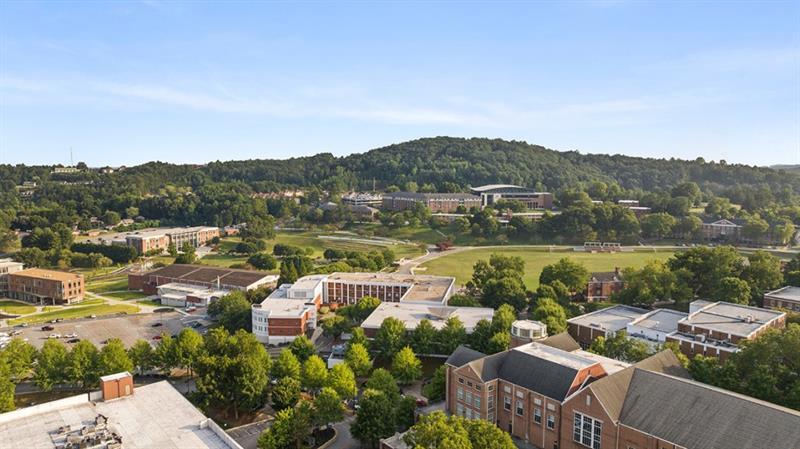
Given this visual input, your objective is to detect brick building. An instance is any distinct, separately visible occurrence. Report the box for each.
[0,258,24,294]
[665,300,785,361]
[700,218,743,242]
[7,268,85,305]
[567,305,648,349]
[128,264,277,295]
[470,185,554,209]
[764,285,800,312]
[584,268,624,302]
[89,226,220,255]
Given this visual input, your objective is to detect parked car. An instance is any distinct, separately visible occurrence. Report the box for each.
[67,338,80,344]
[185,306,197,313]
[152,335,162,340]
[48,333,61,339]
[41,325,55,331]
[64,333,78,338]
[151,322,163,327]
[18,323,28,328]
[190,321,202,328]
[416,398,428,407]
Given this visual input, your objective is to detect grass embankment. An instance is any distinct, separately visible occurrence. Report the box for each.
[104,291,148,301]
[9,303,140,325]
[420,247,675,289]
[86,274,129,293]
[0,300,36,315]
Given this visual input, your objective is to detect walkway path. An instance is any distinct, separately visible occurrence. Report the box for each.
[328,416,357,449]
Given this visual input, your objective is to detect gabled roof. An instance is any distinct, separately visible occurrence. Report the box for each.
[445,345,485,367]
[589,271,623,283]
[578,350,689,421]
[537,332,581,352]
[619,370,800,449]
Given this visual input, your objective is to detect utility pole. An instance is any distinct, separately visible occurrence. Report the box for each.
[70,147,74,166]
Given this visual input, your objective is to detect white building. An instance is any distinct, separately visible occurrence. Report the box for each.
[156,282,228,308]
[626,309,688,347]
[251,275,326,345]
[360,302,494,337]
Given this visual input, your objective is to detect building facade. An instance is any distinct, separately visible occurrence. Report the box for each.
[470,185,554,210]
[700,218,743,241]
[584,268,624,302]
[764,286,800,312]
[567,305,648,349]
[129,264,277,295]
[7,268,85,304]
[0,258,24,294]
[382,192,482,213]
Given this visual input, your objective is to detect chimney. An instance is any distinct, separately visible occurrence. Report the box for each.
[100,372,134,401]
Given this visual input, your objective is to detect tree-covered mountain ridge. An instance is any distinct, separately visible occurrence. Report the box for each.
[4,136,799,195]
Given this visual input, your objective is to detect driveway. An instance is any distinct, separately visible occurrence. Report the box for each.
[328,416,357,449]
[228,419,271,449]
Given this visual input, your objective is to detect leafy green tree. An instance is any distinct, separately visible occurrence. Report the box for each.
[0,357,16,412]
[403,411,472,449]
[128,339,155,375]
[481,275,528,311]
[175,328,205,376]
[272,376,301,410]
[1,338,35,381]
[464,417,517,449]
[301,355,329,392]
[712,276,751,305]
[327,363,357,399]
[531,298,567,334]
[365,368,400,405]
[742,215,769,241]
[640,212,677,239]
[257,401,312,449]
[348,326,368,349]
[352,389,397,448]
[612,260,692,307]
[207,291,252,332]
[437,316,467,354]
[272,348,302,380]
[468,319,492,353]
[289,335,315,362]
[539,258,590,293]
[491,304,516,334]
[487,332,511,354]
[447,294,481,307]
[98,338,134,376]
[321,315,349,338]
[352,296,382,321]
[34,339,68,391]
[67,340,100,388]
[175,242,197,264]
[374,317,407,360]
[410,319,437,354]
[422,365,447,402]
[314,387,345,428]
[155,333,178,373]
[391,346,422,385]
[668,246,745,297]
[674,215,703,239]
[345,342,372,377]
[742,251,783,303]
[247,253,277,270]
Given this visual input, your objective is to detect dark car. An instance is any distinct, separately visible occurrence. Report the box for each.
[41,325,55,331]
[151,322,163,327]
[67,338,80,344]
[190,321,202,328]
[152,335,162,340]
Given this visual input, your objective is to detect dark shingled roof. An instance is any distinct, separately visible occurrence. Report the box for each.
[590,271,622,282]
[538,332,581,352]
[619,370,800,449]
[445,345,485,367]
[494,351,582,401]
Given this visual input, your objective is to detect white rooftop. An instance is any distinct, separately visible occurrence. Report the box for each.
[682,301,785,337]
[158,282,228,297]
[256,298,314,318]
[573,349,630,375]
[513,342,598,371]
[567,305,648,332]
[765,286,800,302]
[0,381,240,449]
[360,302,493,332]
[629,309,688,333]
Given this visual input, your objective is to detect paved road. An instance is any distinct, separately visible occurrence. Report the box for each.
[228,419,271,449]
[328,416,357,449]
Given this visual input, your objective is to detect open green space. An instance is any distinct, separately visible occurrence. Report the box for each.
[419,247,676,289]
[199,253,250,268]
[85,275,128,293]
[0,300,35,315]
[9,303,141,325]
[104,291,148,300]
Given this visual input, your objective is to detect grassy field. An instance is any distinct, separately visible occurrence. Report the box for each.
[104,291,148,300]
[86,275,129,293]
[419,247,676,289]
[0,300,35,315]
[9,303,140,325]
[199,253,250,268]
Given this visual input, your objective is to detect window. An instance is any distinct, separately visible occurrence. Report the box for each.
[504,396,511,411]
[466,392,473,404]
[458,377,464,384]
[573,412,602,449]
[547,414,555,430]
[488,396,494,410]
[503,385,511,393]
[488,385,495,392]
[457,388,464,401]
[533,407,542,424]
[516,391,524,399]
[474,397,481,409]
[467,381,473,387]
[488,412,494,422]
[586,395,592,406]
[516,400,524,416]
[534,397,542,406]
[476,385,482,391]
[456,404,464,416]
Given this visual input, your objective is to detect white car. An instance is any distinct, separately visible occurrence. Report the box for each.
[64,333,78,338]
[48,333,61,339]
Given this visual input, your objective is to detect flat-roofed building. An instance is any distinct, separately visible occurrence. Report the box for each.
[666,300,785,360]
[470,184,553,210]
[157,283,228,308]
[88,226,220,254]
[7,268,85,305]
[252,297,317,345]
[360,302,494,338]
[0,372,242,449]
[0,258,24,294]
[129,264,277,295]
[382,192,482,213]
[510,320,548,347]
[567,305,648,348]
[324,272,455,305]
[341,192,383,207]
[764,286,800,312]
[625,309,687,347]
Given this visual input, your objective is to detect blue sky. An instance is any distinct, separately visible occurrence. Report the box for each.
[1,1,798,167]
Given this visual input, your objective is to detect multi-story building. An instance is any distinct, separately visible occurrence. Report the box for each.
[700,218,743,241]
[560,353,800,449]
[444,339,628,448]
[341,192,383,207]
[360,302,494,338]
[470,185,554,210]
[89,226,220,254]
[625,308,687,347]
[0,258,24,294]
[665,300,785,361]
[7,268,85,304]
[764,286,800,312]
[252,273,455,344]
[567,305,648,349]
[584,268,624,302]
[381,192,482,213]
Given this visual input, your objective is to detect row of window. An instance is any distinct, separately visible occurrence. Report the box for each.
[457,377,483,391]
[456,387,481,409]
[573,412,602,449]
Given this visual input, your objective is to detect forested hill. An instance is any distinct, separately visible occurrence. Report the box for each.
[203,137,799,195]
[3,137,799,197]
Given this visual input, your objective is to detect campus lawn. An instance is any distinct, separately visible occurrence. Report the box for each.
[104,291,148,301]
[198,253,250,268]
[419,247,676,289]
[9,303,140,325]
[85,275,128,293]
[0,300,36,315]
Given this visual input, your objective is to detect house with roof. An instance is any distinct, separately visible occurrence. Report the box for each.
[584,268,624,302]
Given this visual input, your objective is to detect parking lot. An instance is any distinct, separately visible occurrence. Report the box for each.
[0,310,213,349]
